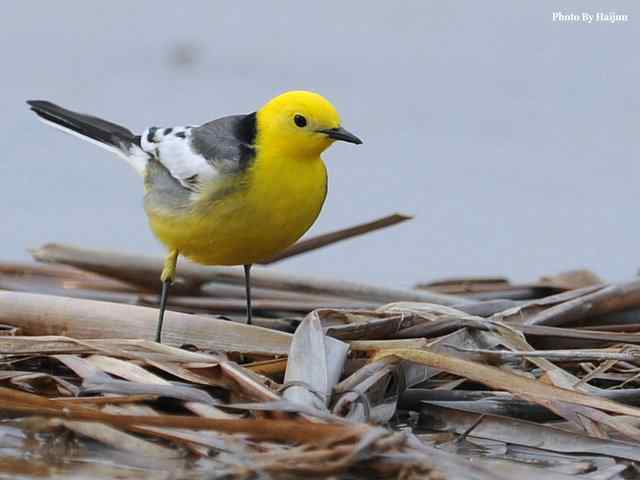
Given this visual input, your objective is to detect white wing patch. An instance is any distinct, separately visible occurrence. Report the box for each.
[141,126,218,191]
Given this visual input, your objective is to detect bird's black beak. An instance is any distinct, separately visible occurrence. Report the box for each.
[319,127,363,145]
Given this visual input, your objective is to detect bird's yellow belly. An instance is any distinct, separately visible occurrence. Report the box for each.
[146,156,328,266]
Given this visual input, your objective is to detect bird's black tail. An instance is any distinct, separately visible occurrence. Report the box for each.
[27,100,146,173]
[27,100,139,148]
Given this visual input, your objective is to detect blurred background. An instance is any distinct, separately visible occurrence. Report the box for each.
[1,1,638,288]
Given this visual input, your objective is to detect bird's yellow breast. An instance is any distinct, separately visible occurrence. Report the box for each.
[146,151,328,266]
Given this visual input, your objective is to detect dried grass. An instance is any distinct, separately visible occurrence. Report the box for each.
[0,216,639,478]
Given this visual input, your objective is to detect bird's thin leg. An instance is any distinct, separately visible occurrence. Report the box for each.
[156,249,179,343]
[244,264,253,325]
[157,281,171,343]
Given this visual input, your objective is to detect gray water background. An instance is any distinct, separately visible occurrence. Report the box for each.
[1,1,638,288]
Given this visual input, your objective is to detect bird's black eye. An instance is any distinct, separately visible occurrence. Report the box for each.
[294,114,307,128]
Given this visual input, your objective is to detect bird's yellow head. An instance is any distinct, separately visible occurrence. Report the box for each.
[256,90,362,156]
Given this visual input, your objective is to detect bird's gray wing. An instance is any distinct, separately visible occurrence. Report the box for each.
[140,114,256,192]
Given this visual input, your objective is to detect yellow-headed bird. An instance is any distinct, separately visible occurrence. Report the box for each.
[27,91,362,342]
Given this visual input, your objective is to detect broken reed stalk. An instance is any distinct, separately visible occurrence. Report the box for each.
[0,291,292,355]
[524,279,640,326]
[521,324,640,349]
[259,213,412,264]
[0,264,381,314]
[450,347,640,363]
[0,401,365,446]
[31,243,470,305]
[142,295,379,313]
[373,348,640,417]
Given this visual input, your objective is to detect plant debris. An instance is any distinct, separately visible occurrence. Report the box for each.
[1,215,640,478]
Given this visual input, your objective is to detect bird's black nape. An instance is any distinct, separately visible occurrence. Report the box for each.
[235,112,257,146]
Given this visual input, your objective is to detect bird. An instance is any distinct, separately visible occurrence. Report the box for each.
[26,91,362,343]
